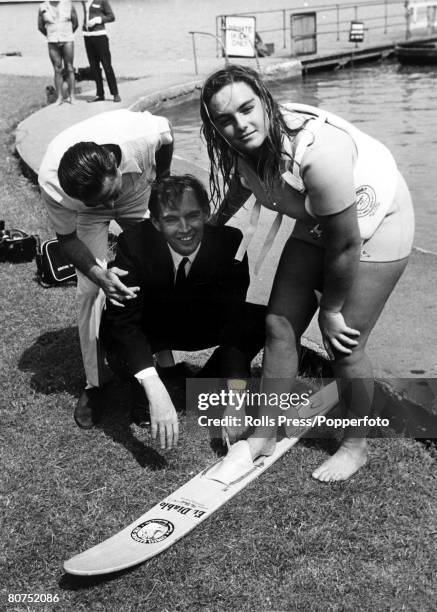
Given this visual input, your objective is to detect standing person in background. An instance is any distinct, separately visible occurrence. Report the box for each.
[82,0,121,103]
[38,0,78,105]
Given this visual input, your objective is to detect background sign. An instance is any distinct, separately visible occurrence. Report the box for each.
[349,21,365,43]
[223,16,256,58]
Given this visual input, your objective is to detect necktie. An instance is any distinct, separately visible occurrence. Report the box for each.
[174,257,189,291]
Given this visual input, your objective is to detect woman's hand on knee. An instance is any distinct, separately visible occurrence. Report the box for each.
[318,310,360,359]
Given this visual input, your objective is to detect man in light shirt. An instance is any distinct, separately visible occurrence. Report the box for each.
[100,175,265,450]
[38,109,173,428]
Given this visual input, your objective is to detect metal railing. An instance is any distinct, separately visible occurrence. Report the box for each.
[189,27,262,75]
[189,31,230,75]
[215,0,434,58]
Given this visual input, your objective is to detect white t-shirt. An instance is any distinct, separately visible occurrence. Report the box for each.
[38,110,172,234]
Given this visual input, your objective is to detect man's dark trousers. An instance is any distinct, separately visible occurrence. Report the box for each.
[84,35,119,97]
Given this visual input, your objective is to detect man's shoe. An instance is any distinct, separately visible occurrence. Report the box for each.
[74,388,103,429]
[113,94,121,103]
[87,96,105,103]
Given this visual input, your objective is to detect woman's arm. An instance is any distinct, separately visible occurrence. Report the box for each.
[303,128,362,356]
[317,209,362,358]
[318,204,362,314]
[210,173,252,226]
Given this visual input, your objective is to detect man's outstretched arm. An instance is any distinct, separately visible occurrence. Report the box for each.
[57,231,139,306]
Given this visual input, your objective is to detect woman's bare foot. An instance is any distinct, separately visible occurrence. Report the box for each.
[69,96,77,104]
[53,97,63,106]
[312,438,368,482]
[247,436,276,461]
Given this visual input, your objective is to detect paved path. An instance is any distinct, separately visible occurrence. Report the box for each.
[13,49,437,416]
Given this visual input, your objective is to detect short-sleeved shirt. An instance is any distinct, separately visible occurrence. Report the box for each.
[39,1,75,43]
[38,110,172,234]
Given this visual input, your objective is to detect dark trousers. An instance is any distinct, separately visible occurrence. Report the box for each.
[105,303,266,416]
[84,35,118,97]
[105,303,266,382]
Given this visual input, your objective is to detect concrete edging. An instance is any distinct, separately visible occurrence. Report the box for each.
[300,340,437,440]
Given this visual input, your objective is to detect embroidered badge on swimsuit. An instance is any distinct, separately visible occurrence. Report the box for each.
[356,185,378,218]
[309,223,323,239]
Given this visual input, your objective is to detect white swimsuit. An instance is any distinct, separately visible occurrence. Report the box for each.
[236,103,414,266]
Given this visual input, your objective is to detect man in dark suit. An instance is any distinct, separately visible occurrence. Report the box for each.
[100,174,264,450]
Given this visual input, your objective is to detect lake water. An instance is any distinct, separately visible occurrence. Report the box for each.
[164,60,437,254]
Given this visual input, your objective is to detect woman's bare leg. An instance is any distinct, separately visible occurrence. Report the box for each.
[312,257,409,482]
[247,238,323,459]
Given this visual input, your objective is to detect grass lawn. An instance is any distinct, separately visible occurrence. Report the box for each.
[0,75,436,612]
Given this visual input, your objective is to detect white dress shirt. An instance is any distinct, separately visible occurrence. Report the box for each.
[134,242,201,381]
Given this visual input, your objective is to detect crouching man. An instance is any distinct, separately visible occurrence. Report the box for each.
[100,174,265,449]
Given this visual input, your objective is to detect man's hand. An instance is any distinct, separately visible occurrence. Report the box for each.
[92,265,139,307]
[56,233,139,305]
[87,16,101,27]
[141,376,179,450]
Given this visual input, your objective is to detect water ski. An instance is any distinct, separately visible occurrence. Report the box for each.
[64,382,338,576]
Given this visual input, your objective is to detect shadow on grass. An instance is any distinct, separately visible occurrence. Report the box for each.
[96,379,168,470]
[18,328,167,469]
[18,326,83,395]
[59,563,140,591]
[15,150,37,183]
[299,435,340,455]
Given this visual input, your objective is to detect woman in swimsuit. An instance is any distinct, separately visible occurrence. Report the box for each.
[200,64,414,481]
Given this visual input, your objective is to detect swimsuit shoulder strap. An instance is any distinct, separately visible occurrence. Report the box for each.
[280,104,328,192]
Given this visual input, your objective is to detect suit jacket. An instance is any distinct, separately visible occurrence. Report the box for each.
[100,221,250,376]
[83,0,115,33]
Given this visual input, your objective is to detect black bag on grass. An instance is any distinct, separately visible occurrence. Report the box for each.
[0,222,37,263]
[36,237,77,287]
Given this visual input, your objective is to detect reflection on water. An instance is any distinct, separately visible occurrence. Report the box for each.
[165,61,437,253]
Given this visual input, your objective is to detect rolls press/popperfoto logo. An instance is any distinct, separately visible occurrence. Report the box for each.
[356,185,378,217]
[131,519,174,544]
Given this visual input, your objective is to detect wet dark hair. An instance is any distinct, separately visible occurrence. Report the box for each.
[58,142,117,201]
[149,174,210,220]
[200,64,300,207]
